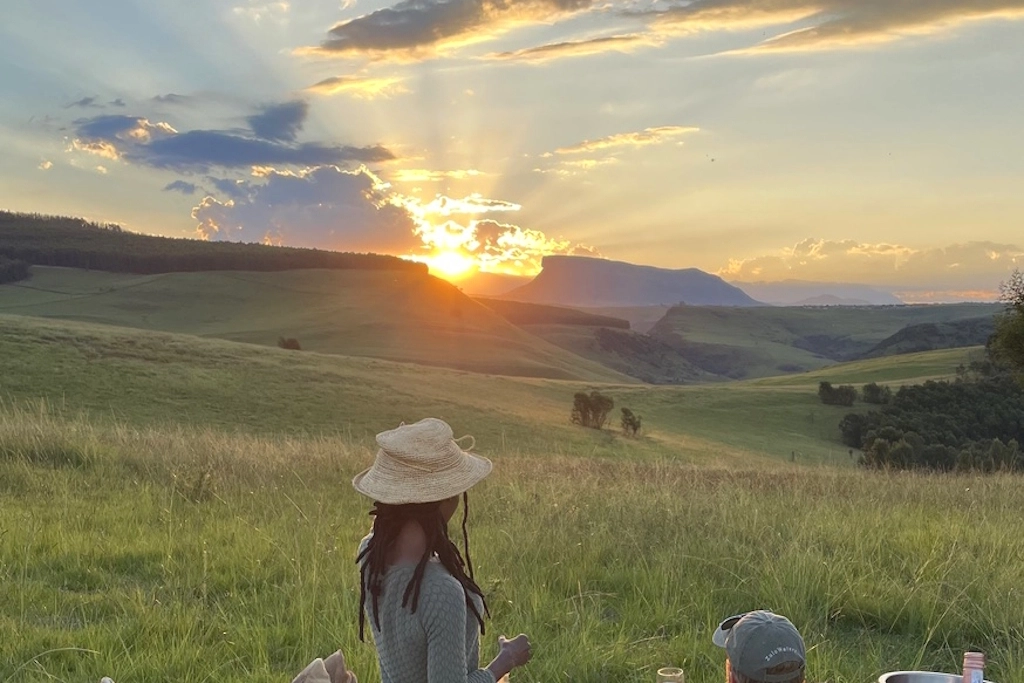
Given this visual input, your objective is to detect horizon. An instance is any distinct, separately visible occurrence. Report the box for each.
[2,1,1022,302]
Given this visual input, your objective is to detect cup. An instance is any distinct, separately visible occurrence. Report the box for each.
[657,667,685,683]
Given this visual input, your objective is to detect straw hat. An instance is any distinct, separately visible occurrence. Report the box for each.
[352,418,492,505]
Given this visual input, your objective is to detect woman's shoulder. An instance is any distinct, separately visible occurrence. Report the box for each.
[417,562,468,607]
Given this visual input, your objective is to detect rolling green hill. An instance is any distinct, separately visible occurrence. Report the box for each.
[0,267,633,382]
[650,303,1001,379]
[0,313,981,466]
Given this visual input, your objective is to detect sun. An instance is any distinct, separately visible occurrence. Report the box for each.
[423,250,478,281]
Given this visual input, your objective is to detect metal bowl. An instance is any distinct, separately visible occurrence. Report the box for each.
[878,672,994,683]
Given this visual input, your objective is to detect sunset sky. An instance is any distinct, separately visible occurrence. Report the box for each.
[2,0,1023,300]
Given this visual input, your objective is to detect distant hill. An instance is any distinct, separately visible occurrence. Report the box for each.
[474,298,630,328]
[0,266,634,382]
[503,255,761,307]
[732,280,903,306]
[475,298,707,384]
[859,316,996,359]
[0,210,420,274]
[792,295,873,306]
[649,303,1002,380]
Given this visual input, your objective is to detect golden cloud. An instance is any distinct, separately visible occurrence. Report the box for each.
[486,33,661,63]
[650,0,1024,52]
[554,125,699,154]
[304,0,595,61]
[391,168,487,183]
[306,75,409,99]
[71,139,121,160]
[720,238,1024,293]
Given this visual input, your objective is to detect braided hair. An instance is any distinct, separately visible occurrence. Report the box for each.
[357,491,488,640]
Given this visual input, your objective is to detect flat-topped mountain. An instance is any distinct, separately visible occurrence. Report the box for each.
[503,255,761,307]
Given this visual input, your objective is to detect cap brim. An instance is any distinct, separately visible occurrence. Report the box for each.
[712,613,748,648]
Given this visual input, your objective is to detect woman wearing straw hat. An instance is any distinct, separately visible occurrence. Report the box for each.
[353,418,532,683]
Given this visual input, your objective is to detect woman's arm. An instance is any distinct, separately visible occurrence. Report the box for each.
[421,578,496,683]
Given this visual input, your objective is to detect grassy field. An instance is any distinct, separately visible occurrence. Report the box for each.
[0,314,981,465]
[650,304,1001,380]
[0,267,631,383]
[2,314,1017,682]
[3,404,1023,683]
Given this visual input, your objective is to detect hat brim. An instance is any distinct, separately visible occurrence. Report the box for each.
[352,449,492,504]
[712,613,748,648]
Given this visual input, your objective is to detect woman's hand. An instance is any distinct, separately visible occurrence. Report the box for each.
[487,634,532,681]
[499,634,531,667]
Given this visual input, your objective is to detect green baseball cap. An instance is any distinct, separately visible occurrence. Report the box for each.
[712,611,805,683]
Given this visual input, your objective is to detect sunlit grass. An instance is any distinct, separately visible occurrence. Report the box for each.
[3,403,1023,683]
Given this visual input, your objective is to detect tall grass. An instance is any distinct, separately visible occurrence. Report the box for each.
[2,403,1023,683]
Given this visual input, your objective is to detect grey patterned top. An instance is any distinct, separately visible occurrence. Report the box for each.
[359,536,495,683]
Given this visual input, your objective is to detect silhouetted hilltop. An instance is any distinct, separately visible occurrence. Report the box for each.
[503,255,761,307]
[0,211,423,274]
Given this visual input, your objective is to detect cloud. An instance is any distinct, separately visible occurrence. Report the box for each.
[719,238,1024,300]
[233,2,291,22]
[109,98,126,107]
[649,0,1024,52]
[66,96,100,109]
[554,125,699,154]
[192,165,420,252]
[164,180,198,195]
[70,111,393,172]
[306,75,409,99]
[487,33,661,63]
[391,168,487,183]
[208,176,249,199]
[153,93,192,105]
[247,100,308,142]
[38,160,53,171]
[95,165,108,174]
[308,0,595,60]
[189,163,596,276]
[436,219,600,273]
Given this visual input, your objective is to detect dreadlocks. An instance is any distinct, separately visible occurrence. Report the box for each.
[357,491,488,641]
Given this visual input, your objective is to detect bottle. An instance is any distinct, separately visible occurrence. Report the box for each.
[963,651,985,683]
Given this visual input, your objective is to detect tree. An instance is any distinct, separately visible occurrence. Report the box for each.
[990,269,1024,383]
[819,381,857,407]
[571,391,615,430]
[862,382,893,405]
[620,407,642,437]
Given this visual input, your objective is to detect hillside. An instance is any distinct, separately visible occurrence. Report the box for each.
[650,303,1001,379]
[859,315,995,358]
[0,314,979,464]
[0,267,633,382]
[474,298,631,328]
[0,210,420,274]
[503,255,761,307]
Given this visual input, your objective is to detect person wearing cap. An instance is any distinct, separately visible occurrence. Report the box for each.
[711,610,806,683]
[352,418,532,683]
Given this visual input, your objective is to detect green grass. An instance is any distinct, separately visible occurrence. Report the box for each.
[2,405,1024,683]
[0,315,980,467]
[0,267,632,383]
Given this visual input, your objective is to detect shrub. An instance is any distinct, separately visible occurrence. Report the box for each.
[819,381,857,406]
[571,391,614,430]
[277,337,302,350]
[620,408,642,437]
[862,382,893,405]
